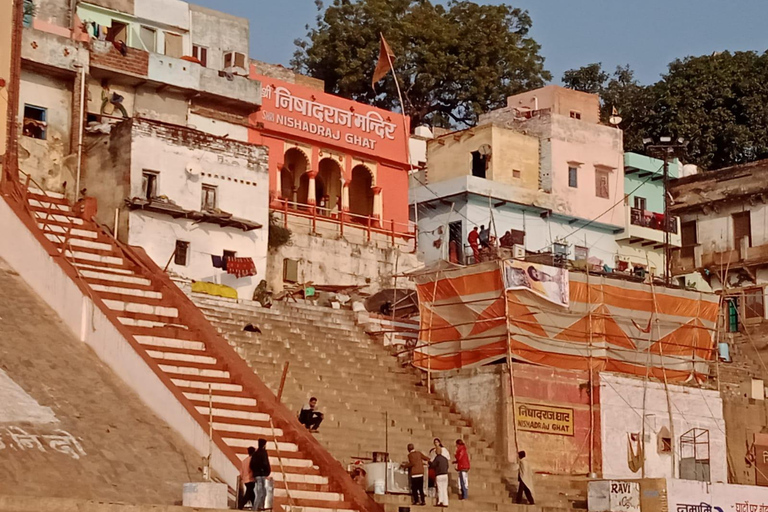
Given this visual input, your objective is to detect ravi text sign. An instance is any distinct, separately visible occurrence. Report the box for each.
[516,401,574,436]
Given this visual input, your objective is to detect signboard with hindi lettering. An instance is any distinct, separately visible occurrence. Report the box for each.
[666,478,768,512]
[252,73,409,165]
[515,401,574,436]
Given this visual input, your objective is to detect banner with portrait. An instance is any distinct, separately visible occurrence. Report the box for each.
[503,260,569,307]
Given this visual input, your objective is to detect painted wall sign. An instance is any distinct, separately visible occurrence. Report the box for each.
[754,433,768,487]
[588,480,640,512]
[516,401,574,436]
[252,73,409,165]
[0,426,86,459]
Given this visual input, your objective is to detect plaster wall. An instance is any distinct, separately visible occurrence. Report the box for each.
[681,202,768,255]
[134,85,188,126]
[0,0,10,161]
[37,0,71,26]
[267,233,420,293]
[506,85,601,124]
[134,0,189,31]
[188,113,248,142]
[190,5,249,72]
[17,69,74,193]
[124,122,269,297]
[426,125,539,189]
[599,373,727,483]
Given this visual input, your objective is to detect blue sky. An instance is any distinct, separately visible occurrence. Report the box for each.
[193,0,768,85]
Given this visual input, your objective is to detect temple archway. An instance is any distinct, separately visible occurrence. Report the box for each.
[349,165,374,220]
[318,158,342,213]
[282,147,309,203]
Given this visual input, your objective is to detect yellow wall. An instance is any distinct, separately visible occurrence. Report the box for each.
[426,124,539,190]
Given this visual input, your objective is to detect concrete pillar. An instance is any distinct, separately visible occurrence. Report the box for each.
[307,170,318,206]
[372,186,383,226]
[341,179,349,212]
[275,164,283,199]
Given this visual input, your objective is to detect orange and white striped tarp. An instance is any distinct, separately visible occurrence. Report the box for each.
[413,261,719,381]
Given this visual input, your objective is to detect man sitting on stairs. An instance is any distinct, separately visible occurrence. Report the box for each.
[299,397,324,432]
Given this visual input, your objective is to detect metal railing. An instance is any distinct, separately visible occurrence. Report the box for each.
[630,207,678,234]
[273,199,417,251]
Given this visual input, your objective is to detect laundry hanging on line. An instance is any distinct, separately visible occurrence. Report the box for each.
[225,257,257,278]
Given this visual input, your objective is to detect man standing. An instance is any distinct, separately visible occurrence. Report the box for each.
[239,446,256,509]
[467,227,480,263]
[402,443,430,506]
[299,397,324,432]
[516,450,535,505]
[430,440,450,507]
[454,439,470,500]
[479,225,490,248]
[250,439,271,511]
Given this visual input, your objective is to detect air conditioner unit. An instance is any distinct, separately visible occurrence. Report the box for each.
[512,244,525,260]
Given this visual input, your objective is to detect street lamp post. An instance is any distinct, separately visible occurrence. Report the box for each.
[644,137,687,287]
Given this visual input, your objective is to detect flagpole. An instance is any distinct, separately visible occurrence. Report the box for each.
[380,33,419,242]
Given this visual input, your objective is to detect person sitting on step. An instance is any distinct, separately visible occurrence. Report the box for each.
[298,397,324,432]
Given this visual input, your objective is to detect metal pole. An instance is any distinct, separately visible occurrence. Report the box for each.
[663,152,670,287]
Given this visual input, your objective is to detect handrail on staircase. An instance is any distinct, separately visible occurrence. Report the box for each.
[15,170,77,261]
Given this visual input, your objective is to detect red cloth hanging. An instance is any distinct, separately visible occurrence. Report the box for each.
[225,257,257,278]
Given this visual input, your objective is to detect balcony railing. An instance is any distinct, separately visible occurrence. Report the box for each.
[630,207,678,234]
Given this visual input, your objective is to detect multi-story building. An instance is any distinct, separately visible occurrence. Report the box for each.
[412,85,627,267]
[17,0,267,296]
[616,152,682,277]
[670,160,768,305]
[249,62,419,292]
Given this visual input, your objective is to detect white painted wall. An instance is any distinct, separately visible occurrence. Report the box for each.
[126,127,269,298]
[667,477,768,510]
[415,192,620,265]
[188,113,248,142]
[134,0,190,31]
[599,373,727,483]
[0,197,237,487]
[683,202,768,255]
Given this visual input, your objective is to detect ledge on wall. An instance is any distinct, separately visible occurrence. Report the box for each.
[126,197,262,231]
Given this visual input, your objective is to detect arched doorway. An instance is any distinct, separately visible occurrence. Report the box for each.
[349,165,373,220]
[282,148,309,204]
[318,158,342,214]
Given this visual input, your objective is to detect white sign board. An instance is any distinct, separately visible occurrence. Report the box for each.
[588,480,640,512]
[666,478,768,512]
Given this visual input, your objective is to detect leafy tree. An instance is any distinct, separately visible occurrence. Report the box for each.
[292,0,551,128]
[563,53,768,170]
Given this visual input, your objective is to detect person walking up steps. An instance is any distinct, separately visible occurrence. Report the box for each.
[516,450,535,505]
[430,438,450,507]
[239,446,256,509]
[402,443,430,506]
[250,439,271,511]
[454,439,470,500]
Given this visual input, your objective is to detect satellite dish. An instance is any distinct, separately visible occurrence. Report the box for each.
[478,144,492,156]
[185,161,203,177]
[609,115,622,126]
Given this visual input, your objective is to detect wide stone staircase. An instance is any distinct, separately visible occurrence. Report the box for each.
[190,295,588,511]
[3,185,377,512]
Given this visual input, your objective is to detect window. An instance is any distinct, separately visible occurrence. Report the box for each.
[568,166,578,188]
[634,196,647,211]
[681,221,697,259]
[725,298,739,333]
[106,21,127,44]
[223,51,246,70]
[22,104,47,140]
[574,245,589,261]
[283,258,299,283]
[174,240,189,266]
[201,184,217,210]
[658,426,672,453]
[192,45,208,67]
[164,32,183,58]
[471,151,487,178]
[512,169,521,179]
[139,26,156,52]
[733,211,752,248]
[141,171,158,200]
[595,168,610,199]
[569,110,581,120]
[745,288,765,320]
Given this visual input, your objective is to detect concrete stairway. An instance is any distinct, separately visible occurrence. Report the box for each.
[190,295,587,511]
[14,187,375,512]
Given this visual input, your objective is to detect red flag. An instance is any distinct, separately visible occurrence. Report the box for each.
[372,34,395,90]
